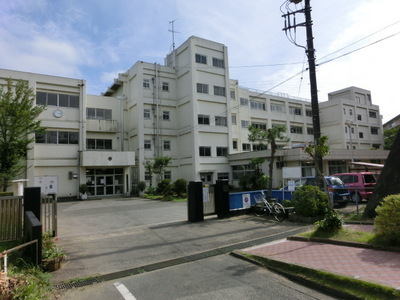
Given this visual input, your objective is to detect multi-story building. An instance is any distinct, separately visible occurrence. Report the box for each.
[0,36,389,197]
[0,69,135,198]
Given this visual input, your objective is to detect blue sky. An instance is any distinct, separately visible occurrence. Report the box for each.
[1,0,399,123]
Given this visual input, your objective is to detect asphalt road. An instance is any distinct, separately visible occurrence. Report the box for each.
[57,253,337,300]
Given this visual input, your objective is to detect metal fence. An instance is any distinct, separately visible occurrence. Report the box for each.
[0,196,23,241]
[0,194,57,241]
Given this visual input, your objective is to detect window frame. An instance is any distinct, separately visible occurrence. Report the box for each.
[195,54,207,64]
[199,146,211,157]
[198,114,210,125]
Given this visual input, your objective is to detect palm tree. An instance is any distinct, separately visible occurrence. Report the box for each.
[248,125,289,201]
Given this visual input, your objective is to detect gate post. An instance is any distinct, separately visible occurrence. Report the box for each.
[187,181,204,222]
[24,187,41,221]
[215,180,230,219]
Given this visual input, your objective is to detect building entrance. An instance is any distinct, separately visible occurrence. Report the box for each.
[86,168,124,196]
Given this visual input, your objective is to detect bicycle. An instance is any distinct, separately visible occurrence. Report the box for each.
[253,191,286,222]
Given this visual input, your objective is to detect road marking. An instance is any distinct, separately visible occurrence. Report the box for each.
[113,282,137,300]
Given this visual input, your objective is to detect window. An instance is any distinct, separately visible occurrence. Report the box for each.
[289,107,302,115]
[371,127,379,135]
[232,140,238,150]
[345,127,348,134]
[195,54,207,64]
[359,132,364,138]
[349,109,353,116]
[87,139,112,150]
[199,146,211,156]
[270,103,283,113]
[242,143,251,151]
[230,90,235,99]
[253,144,267,151]
[252,123,267,130]
[36,131,79,145]
[213,86,226,96]
[217,173,229,180]
[231,114,237,125]
[144,109,151,119]
[164,171,172,180]
[212,57,224,68]
[216,147,228,157]
[306,109,312,117]
[241,120,249,128]
[357,114,362,121]
[290,126,303,134]
[232,164,254,180]
[240,98,249,106]
[198,114,210,125]
[87,108,112,120]
[197,83,209,94]
[369,111,377,118]
[144,140,152,150]
[36,91,79,108]
[162,82,169,92]
[215,116,227,126]
[351,127,354,134]
[372,144,381,149]
[163,140,171,151]
[143,79,150,88]
[250,101,266,111]
[307,127,314,135]
[163,111,170,120]
[343,108,346,114]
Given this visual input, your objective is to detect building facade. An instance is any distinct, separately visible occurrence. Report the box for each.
[0,36,389,196]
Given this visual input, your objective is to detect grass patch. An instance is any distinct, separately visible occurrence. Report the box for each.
[67,276,97,284]
[300,228,375,244]
[241,253,400,300]
[172,197,187,202]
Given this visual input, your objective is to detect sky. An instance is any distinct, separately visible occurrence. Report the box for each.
[1,0,399,123]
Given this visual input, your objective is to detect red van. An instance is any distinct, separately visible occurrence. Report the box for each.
[331,172,377,202]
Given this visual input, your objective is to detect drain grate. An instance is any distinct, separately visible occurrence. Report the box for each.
[54,226,307,290]
[53,277,101,290]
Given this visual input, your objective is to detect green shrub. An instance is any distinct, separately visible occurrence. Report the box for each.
[314,209,343,233]
[374,194,400,246]
[138,181,146,192]
[282,200,293,207]
[292,185,329,217]
[145,186,156,195]
[0,191,13,197]
[252,175,269,190]
[173,178,188,197]
[157,179,173,196]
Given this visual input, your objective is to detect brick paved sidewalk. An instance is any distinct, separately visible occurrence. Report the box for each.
[243,239,400,289]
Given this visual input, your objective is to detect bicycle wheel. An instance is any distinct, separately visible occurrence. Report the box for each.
[254,203,268,216]
[272,203,286,222]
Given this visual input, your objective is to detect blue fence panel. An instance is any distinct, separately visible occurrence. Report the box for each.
[229,190,295,210]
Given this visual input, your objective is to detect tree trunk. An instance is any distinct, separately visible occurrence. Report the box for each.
[363,130,400,218]
[267,143,276,201]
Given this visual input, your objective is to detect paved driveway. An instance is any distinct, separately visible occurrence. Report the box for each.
[52,197,309,284]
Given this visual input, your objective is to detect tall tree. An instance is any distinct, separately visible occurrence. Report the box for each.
[153,156,172,183]
[0,79,45,191]
[248,125,289,201]
[383,126,400,150]
[363,129,400,218]
[304,135,331,206]
[143,160,154,187]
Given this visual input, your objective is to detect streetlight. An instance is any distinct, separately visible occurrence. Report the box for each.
[345,120,354,163]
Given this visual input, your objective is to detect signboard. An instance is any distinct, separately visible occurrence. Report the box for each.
[282,167,302,179]
[287,180,296,192]
[203,186,209,202]
[34,176,58,194]
[242,194,251,209]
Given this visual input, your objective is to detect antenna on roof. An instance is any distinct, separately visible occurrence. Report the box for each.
[169,19,179,52]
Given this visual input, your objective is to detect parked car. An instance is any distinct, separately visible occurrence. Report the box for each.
[331,172,377,202]
[283,176,350,207]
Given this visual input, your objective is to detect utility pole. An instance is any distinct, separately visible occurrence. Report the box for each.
[282,0,323,184]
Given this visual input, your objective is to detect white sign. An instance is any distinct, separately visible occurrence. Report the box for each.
[242,194,251,209]
[282,167,302,179]
[203,187,209,202]
[288,180,296,192]
[34,176,58,194]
